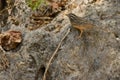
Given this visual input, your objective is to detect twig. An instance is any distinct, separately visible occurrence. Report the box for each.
[42,28,70,80]
[31,17,53,20]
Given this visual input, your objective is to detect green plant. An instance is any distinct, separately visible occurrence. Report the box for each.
[26,0,46,10]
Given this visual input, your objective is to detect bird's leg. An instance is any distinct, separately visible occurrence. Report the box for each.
[77,29,83,38]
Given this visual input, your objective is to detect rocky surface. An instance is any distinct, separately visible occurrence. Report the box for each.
[0,0,120,80]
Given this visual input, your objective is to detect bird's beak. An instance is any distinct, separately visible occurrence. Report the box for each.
[62,10,69,16]
[65,14,68,16]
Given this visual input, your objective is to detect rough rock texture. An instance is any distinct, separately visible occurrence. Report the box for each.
[0,0,120,80]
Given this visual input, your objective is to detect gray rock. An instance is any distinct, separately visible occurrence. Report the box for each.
[0,0,120,80]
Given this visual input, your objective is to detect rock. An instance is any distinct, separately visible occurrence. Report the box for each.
[0,48,9,71]
[0,0,120,80]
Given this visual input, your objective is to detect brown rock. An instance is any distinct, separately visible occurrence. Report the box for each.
[0,30,22,50]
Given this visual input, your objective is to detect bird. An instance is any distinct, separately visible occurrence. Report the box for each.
[66,13,94,38]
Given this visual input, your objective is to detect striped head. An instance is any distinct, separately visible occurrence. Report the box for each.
[66,13,83,24]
